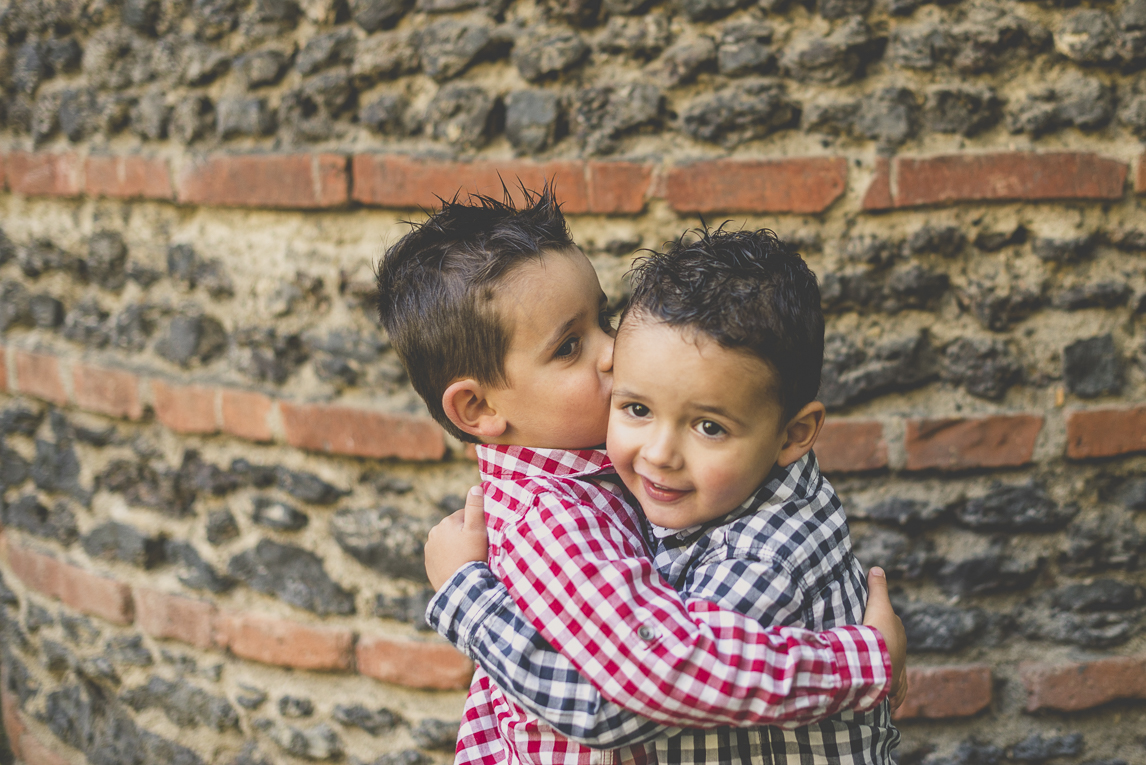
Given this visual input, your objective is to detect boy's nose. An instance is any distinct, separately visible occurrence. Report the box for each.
[642,428,681,471]
[598,334,614,374]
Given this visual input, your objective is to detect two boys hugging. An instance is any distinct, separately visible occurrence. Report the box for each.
[376,185,907,764]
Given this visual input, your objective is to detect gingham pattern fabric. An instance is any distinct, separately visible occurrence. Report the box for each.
[426,444,892,764]
[645,452,900,764]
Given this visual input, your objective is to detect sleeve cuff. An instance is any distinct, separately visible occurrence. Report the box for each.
[424,561,510,660]
[825,625,892,714]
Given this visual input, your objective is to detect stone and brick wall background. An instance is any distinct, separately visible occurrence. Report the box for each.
[0,0,1145,761]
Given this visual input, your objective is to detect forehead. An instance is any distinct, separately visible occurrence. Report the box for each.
[492,247,601,333]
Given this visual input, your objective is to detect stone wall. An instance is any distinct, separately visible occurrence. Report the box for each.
[0,0,1145,762]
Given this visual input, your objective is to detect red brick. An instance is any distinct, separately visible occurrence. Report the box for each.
[214,611,355,671]
[178,154,349,209]
[356,634,474,690]
[13,350,67,405]
[152,380,218,434]
[6,151,82,197]
[19,728,72,765]
[865,152,1127,210]
[1,664,26,762]
[280,402,446,460]
[586,161,654,213]
[665,158,847,214]
[0,153,6,190]
[893,665,992,720]
[85,155,173,200]
[351,155,591,212]
[905,415,1043,471]
[134,587,217,649]
[1138,155,1146,193]
[815,420,888,473]
[0,346,7,392]
[57,559,134,625]
[220,389,274,442]
[1022,656,1146,712]
[1066,406,1146,459]
[71,363,143,420]
[4,538,63,598]
[861,157,893,211]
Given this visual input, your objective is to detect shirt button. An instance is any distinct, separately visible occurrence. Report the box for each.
[637,624,657,641]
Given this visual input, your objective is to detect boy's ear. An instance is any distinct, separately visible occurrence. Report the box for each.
[442,379,507,441]
[776,401,826,468]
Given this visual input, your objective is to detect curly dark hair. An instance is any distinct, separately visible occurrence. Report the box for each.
[623,225,824,420]
[376,182,576,443]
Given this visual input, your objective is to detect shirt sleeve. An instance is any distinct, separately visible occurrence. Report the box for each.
[430,488,891,738]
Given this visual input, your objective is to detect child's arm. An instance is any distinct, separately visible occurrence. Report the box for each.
[425,490,898,745]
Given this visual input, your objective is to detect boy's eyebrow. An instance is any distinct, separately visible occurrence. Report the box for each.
[545,315,580,351]
[693,403,747,426]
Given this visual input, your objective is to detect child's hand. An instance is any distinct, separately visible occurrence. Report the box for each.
[862,567,908,712]
[425,486,489,591]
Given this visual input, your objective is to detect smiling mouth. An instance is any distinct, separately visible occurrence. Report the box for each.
[640,476,689,502]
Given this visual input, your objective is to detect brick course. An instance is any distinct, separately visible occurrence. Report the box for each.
[1022,656,1146,712]
[904,415,1043,471]
[893,665,992,720]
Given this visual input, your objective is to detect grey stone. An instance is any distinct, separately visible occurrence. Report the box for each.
[123,0,161,32]
[60,612,101,644]
[887,23,954,69]
[418,20,493,81]
[1,406,43,437]
[236,685,268,710]
[100,460,197,517]
[82,522,166,568]
[314,355,360,386]
[859,498,945,526]
[111,305,159,351]
[12,42,45,95]
[32,90,63,143]
[599,14,673,59]
[0,281,33,332]
[87,231,128,290]
[514,30,589,82]
[63,298,110,346]
[28,602,56,632]
[925,739,1004,765]
[279,695,314,717]
[32,436,90,505]
[181,452,241,497]
[123,675,239,731]
[1056,10,1117,63]
[819,330,937,409]
[0,442,31,488]
[165,540,235,592]
[228,539,356,615]
[207,510,241,545]
[717,21,773,75]
[19,238,79,279]
[425,83,496,149]
[781,17,882,84]
[156,313,227,367]
[262,720,342,760]
[505,89,560,154]
[193,0,242,40]
[925,86,1001,136]
[43,639,74,673]
[410,719,461,751]
[0,230,15,267]
[1009,733,1084,761]
[576,82,662,154]
[881,265,950,312]
[237,49,290,88]
[941,337,1020,400]
[333,704,402,735]
[1009,75,1114,136]
[956,483,1077,531]
[351,32,420,85]
[231,458,278,488]
[937,543,1042,597]
[1063,334,1121,398]
[680,78,793,147]
[217,97,275,137]
[243,0,301,35]
[675,0,745,22]
[353,0,412,31]
[1114,477,1146,511]
[297,28,356,75]
[170,96,215,144]
[1054,281,1132,310]
[302,68,354,115]
[819,0,870,19]
[1119,93,1146,138]
[646,35,716,86]
[957,278,1042,331]
[851,527,936,580]
[2,495,78,545]
[952,5,1050,74]
[252,497,309,531]
[359,94,410,135]
[900,602,986,652]
[417,0,479,11]
[106,635,154,667]
[1061,511,1146,572]
[1051,579,1144,612]
[59,88,98,142]
[180,42,230,85]
[907,226,967,258]
[229,327,307,384]
[854,86,919,146]
[604,0,652,12]
[330,506,430,581]
[130,90,169,139]
[374,588,435,630]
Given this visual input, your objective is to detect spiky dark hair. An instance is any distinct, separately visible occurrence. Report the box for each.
[623,225,824,420]
[376,182,576,443]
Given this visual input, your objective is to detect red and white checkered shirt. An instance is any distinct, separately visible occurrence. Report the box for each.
[452,444,890,765]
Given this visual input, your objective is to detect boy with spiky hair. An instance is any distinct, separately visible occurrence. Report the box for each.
[377,186,904,765]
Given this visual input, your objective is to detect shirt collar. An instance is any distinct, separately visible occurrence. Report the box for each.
[649,452,820,541]
[476,443,615,481]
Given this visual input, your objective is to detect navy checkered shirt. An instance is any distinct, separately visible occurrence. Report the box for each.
[428,451,899,762]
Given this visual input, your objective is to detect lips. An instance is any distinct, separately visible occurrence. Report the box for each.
[640,476,689,503]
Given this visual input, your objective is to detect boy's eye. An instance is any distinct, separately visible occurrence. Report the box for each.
[624,403,650,418]
[699,420,725,437]
[556,336,580,358]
